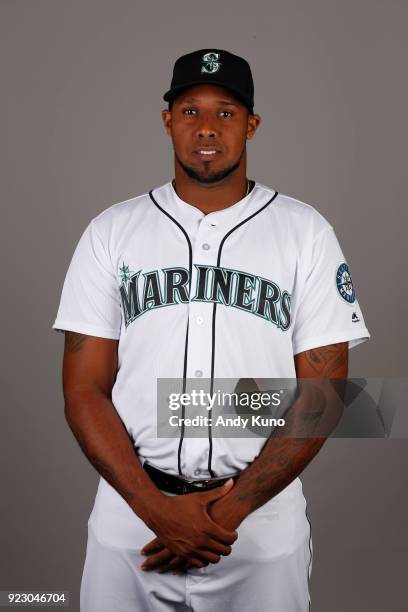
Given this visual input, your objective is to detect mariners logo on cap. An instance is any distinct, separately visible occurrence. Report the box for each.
[201,52,222,74]
[335,262,356,304]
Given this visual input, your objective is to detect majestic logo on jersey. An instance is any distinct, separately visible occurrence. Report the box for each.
[201,52,222,74]
[118,262,291,331]
[335,262,355,304]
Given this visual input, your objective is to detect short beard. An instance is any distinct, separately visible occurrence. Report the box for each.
[174,149,244,185]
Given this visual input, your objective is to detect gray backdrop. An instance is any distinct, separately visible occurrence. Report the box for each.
[1,0,407,610]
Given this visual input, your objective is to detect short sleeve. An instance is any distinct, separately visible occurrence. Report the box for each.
[52,219,122,339]
[291,225,370,355]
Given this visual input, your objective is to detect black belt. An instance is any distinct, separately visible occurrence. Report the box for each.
[143,461,240,495]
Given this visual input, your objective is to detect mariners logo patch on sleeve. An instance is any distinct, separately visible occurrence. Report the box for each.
[335,262,356,304]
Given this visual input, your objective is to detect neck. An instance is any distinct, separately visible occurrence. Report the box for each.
[172,156,250,214]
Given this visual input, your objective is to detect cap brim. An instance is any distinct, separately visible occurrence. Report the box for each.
[163,80,253,112]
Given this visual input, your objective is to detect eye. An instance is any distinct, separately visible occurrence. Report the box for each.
[183,108,197,116]
[219,110,233,118]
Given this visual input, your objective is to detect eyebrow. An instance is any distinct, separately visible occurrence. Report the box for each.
[179,97,239,107]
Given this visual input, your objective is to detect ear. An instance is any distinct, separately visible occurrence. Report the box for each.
[162,109,172,136]
[246,113,261,140]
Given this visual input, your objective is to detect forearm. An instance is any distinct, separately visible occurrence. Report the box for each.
[211,381,343,525]
[215,437,325,524]
[64,388,163,527]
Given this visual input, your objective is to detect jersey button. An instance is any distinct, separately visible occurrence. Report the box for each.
[196,316,203,325]
[202,243,210,250]
[194,468,201,476]
[194,370,203,378]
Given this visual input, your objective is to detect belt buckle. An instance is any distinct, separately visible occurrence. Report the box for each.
[192,479,210,488]
[181,477,212,492]
[191,477,223,491]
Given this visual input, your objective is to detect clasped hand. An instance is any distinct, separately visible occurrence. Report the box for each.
[141,479,239,574]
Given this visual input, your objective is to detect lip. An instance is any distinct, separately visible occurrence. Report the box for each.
[193,147,222,160]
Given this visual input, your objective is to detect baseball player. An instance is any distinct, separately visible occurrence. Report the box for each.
[52,49,371,611]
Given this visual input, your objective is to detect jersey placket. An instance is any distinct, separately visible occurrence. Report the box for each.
[176,193,270,479]
[180,214,222,479]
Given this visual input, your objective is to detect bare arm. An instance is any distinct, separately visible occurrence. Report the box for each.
[210,341,348,526]
[62,331,163,526]
[62,331,237,562]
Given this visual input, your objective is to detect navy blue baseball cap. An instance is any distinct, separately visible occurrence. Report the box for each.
[163,49,255,114]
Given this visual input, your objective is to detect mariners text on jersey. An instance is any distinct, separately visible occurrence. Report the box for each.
[118,263,292,332]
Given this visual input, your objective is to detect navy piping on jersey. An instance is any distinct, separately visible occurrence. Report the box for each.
[207,189,279,476]
[149,189,193,476]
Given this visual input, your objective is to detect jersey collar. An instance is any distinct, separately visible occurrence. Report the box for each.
[150,180,275,234]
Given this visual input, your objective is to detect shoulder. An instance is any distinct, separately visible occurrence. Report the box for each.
[88,183,170,241]
[91,190,151,230]
[256,182,334,240]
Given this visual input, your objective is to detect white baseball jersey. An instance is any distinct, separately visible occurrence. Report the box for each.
[52,180,370,550]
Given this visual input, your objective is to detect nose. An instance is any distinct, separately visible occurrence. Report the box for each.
[196,115,218,138]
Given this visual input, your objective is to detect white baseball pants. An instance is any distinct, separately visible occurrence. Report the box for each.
[80,490,313,612]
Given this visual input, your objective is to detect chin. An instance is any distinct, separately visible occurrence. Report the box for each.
[175,150,241,184]
[191,169,233,185]
[186,163,239,184]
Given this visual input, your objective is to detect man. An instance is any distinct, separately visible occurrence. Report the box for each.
[52,49,371,611]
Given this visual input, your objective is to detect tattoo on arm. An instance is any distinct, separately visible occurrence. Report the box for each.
[304,342,348,376]
[65,331,89,352]
[235,437,324,507]
[231,344,348,511]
